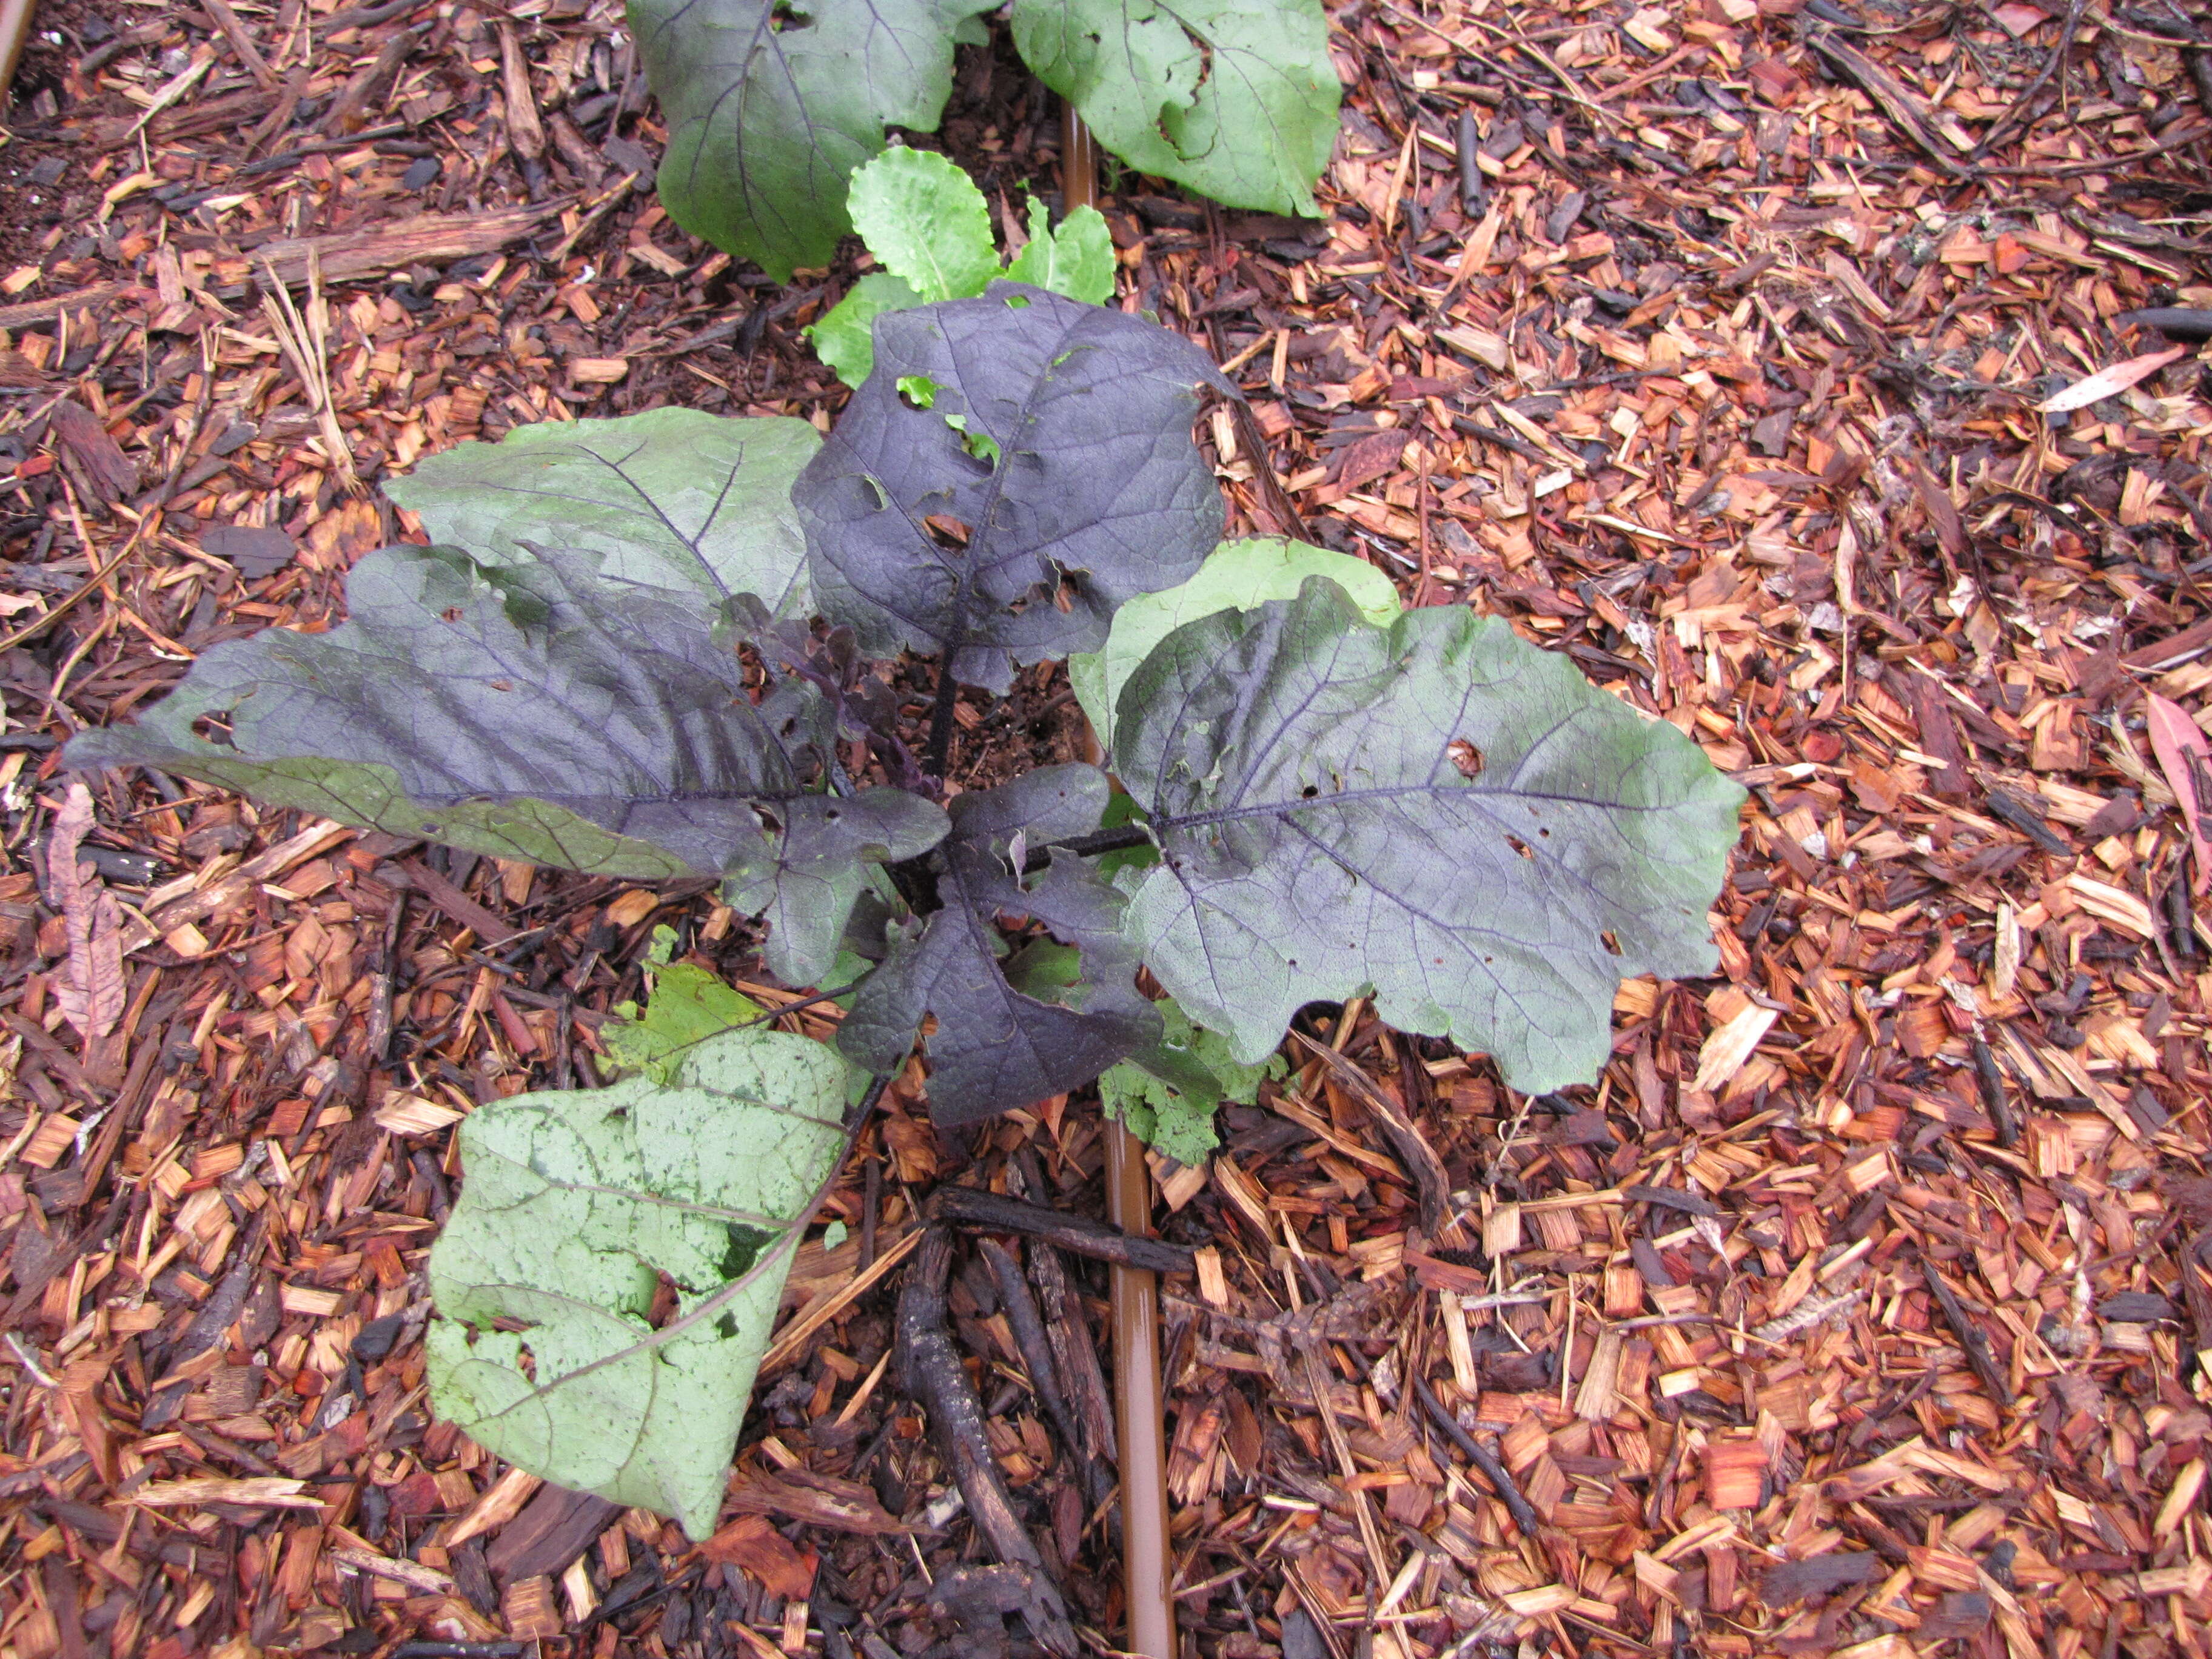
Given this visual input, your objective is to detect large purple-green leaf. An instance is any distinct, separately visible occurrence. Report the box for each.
[66,543,945,985]
[1113,579,1745,1093]
[631,0,997,282]
[793,284,1230,693]
[839,765,1159,1124]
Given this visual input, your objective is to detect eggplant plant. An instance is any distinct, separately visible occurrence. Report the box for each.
[626,0,1341,281]
[67,284,1742,1538]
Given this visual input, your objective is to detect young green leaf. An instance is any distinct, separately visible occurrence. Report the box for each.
[64,543,947,986]
[845,147,1000,303]
[384,408,820,619]
[426,1025,854,1540]
[807,272,924,392]
[1113,578,1746,1093]
[1011,0,1340,216]
[1002,199,1116,304]
[1070,536,1403,749]
[604,926,767,1084]
[631,0,997,281]
[839,765,1161,1125]
[795,285,1231,692]
[1098,995,1287,1165]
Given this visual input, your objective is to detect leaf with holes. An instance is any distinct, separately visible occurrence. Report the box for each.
[426,1024,854,1539]
[1011,0,1339,216]
[1113,578,1744,1093]
[631,0,997,282]
[64,542,946,985]
[794,284,1230,692]
[838,765,1161,1124]
[386,407,820,620]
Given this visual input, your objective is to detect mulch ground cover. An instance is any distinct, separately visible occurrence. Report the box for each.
[1,1,2211,1657]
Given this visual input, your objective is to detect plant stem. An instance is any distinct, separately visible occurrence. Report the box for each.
[923,672,960,786]
[1026,821,1153,871]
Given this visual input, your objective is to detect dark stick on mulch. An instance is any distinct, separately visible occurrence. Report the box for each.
[1925,1268,2013,1408]
[1409,1371,1544,1541]
[1970,1033,2019,1148]
[928,1186,1196,1274]
[979,1236,1111,1507]
[896,1227,1079,1656]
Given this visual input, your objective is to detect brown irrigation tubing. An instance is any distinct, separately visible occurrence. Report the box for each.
[1105,1122,1175,1658]
[1059,93,1174,1659]
[0,0,36,109]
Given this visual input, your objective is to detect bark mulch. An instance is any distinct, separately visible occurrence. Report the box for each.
[2,1,2212,1657]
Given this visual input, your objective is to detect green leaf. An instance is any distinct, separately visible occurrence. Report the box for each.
[808,273,923,390]
[385,409,820,620]
[605,926,766,1084]
[845,148,1000,303]
[631,0,997,281]
[1010,0,1341,216]
[64,543,948,985]
[426,1025,854,1540]
[1071,537,1401,749]
[1002,199,1116,304]
[1098,995,1285,1165]
[1114,578,1745,1093]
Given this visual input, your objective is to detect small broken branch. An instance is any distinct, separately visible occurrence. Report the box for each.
[928,1187,1195,1275]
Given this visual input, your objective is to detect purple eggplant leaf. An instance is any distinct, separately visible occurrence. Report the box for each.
[839,764,1161,1124]
[794,284,1232,694]
[67,543,946,986]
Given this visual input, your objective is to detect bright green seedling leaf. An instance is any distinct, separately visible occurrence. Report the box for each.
[1071,537,1401,749]
[1011,0,1341,216]
[897,375,942,409]
[1003,198,1115,304]
[846,147,1000,304]
[1099,995,1287,1165]
[816,153,1119,389]
[426,1025,854,1540]
[1114,578,1745,1094]
[605,925,766,1084]
[630,0,997,281]
[386,408,820,620]
[64,542,947,987]
[808,273,923,392]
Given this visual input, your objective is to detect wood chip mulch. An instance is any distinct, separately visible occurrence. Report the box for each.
[2,1,2211,1657]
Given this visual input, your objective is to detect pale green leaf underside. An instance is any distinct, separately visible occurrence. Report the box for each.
[605,926,767,1084]
[427,1028,854,1540]
[1098,994,1286,1165]
[1071,537,1401,749]
[1011,0,1340,216]
[385,408,820,620]
[1115,580,1745,1093]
